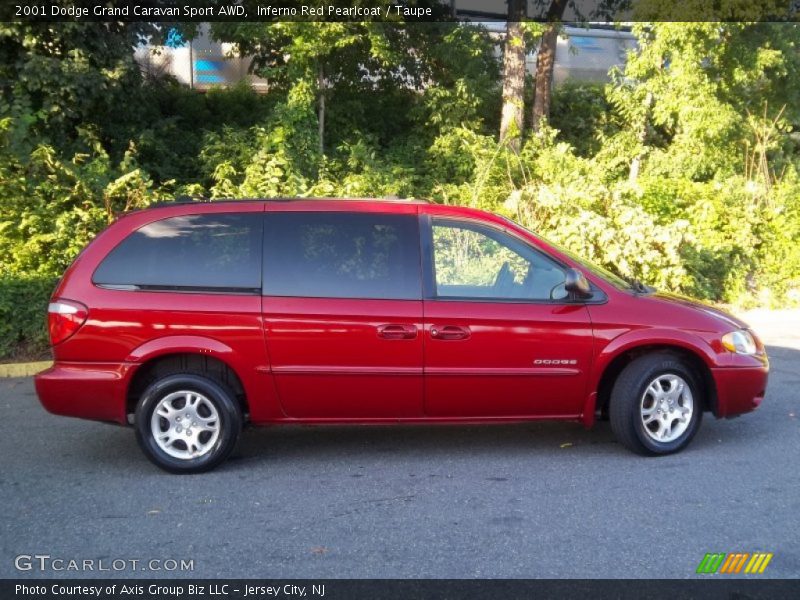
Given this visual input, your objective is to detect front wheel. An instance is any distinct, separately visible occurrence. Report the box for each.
[135,373,243,473]
[610,354,703,455]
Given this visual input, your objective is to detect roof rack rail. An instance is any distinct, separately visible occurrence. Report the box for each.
[145,195,211,209]
[143,196,430,210]
[255,196,429,203]
[175,194,211,203]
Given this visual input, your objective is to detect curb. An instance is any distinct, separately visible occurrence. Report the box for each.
[0,361,52,378]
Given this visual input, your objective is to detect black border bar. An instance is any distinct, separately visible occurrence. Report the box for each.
[2,0,800,22]
[4,579,800,600]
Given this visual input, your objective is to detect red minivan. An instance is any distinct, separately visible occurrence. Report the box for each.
[35,198,769,472]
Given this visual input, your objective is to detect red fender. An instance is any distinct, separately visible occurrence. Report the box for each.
[582,328,717,428]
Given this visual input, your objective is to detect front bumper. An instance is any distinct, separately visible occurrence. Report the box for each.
[34,362,133,425]
[711,365,769,418]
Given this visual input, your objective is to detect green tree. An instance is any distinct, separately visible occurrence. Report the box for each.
[0,21,157,158]
[610,22,800,181]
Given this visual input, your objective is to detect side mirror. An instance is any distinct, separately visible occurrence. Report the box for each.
[564,268,592,298]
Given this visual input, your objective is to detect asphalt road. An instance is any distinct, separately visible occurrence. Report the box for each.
[1,313,799,580]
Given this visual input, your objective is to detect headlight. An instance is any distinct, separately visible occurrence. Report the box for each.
[721,330,758,355]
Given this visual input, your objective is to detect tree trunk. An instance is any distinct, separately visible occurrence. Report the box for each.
[532,25,557,131]
[532,0,567,132]
[317,62,325,155]
[499,0,526,152]
[629,91,653,184]
[630,52,664,183]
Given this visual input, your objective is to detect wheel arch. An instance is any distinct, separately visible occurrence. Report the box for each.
[126,351,249,422]
[594,341,719,420]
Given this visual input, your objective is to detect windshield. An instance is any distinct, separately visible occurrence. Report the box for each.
[501,218,633,291]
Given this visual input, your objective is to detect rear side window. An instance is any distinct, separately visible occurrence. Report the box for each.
[262,212,421,299]
[93,213,262,292]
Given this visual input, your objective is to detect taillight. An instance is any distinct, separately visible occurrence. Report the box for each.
[48,300,89,345]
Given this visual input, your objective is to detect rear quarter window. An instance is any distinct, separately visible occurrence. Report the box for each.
[93,213,262,292]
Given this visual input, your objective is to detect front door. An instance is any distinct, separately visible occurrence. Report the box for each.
[262,206,424,419]
[422,216,594,418]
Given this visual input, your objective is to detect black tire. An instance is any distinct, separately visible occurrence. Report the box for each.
[135,373,243,473]
[609,353,703,455]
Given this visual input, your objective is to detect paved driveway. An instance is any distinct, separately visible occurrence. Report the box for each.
[1,311,798,579]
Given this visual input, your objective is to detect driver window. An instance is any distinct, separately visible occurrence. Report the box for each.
[431,220,568,301]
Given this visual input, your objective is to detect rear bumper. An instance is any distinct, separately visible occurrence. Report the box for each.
[711,365,768,418]
[34,362,133,425]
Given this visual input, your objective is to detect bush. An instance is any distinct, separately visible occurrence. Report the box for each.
[0,276,57,361]
[549,82,616,157]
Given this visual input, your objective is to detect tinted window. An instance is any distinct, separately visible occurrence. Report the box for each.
[263,212,421,299]
[431,219,567,301]
[94,213,262,291]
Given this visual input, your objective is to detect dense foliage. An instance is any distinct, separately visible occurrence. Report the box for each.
[1,21,800,359]
[0,275,57,359]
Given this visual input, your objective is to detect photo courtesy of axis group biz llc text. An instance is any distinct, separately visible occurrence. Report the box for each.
[1,1,799,599]
[16,583,325,597]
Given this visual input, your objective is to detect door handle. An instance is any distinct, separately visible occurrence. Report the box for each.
[430,325,471,340]
[377,324,418,340]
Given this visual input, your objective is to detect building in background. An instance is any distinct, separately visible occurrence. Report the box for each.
[481,22,636,84]
[134,24,269,92]
[552,26,636,84]
[134,23,635,92]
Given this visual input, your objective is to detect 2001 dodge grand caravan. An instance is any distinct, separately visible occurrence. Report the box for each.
[35,198,769,473]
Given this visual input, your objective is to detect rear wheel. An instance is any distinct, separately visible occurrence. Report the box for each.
[135,373,242,473]
[610,353,703,455]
